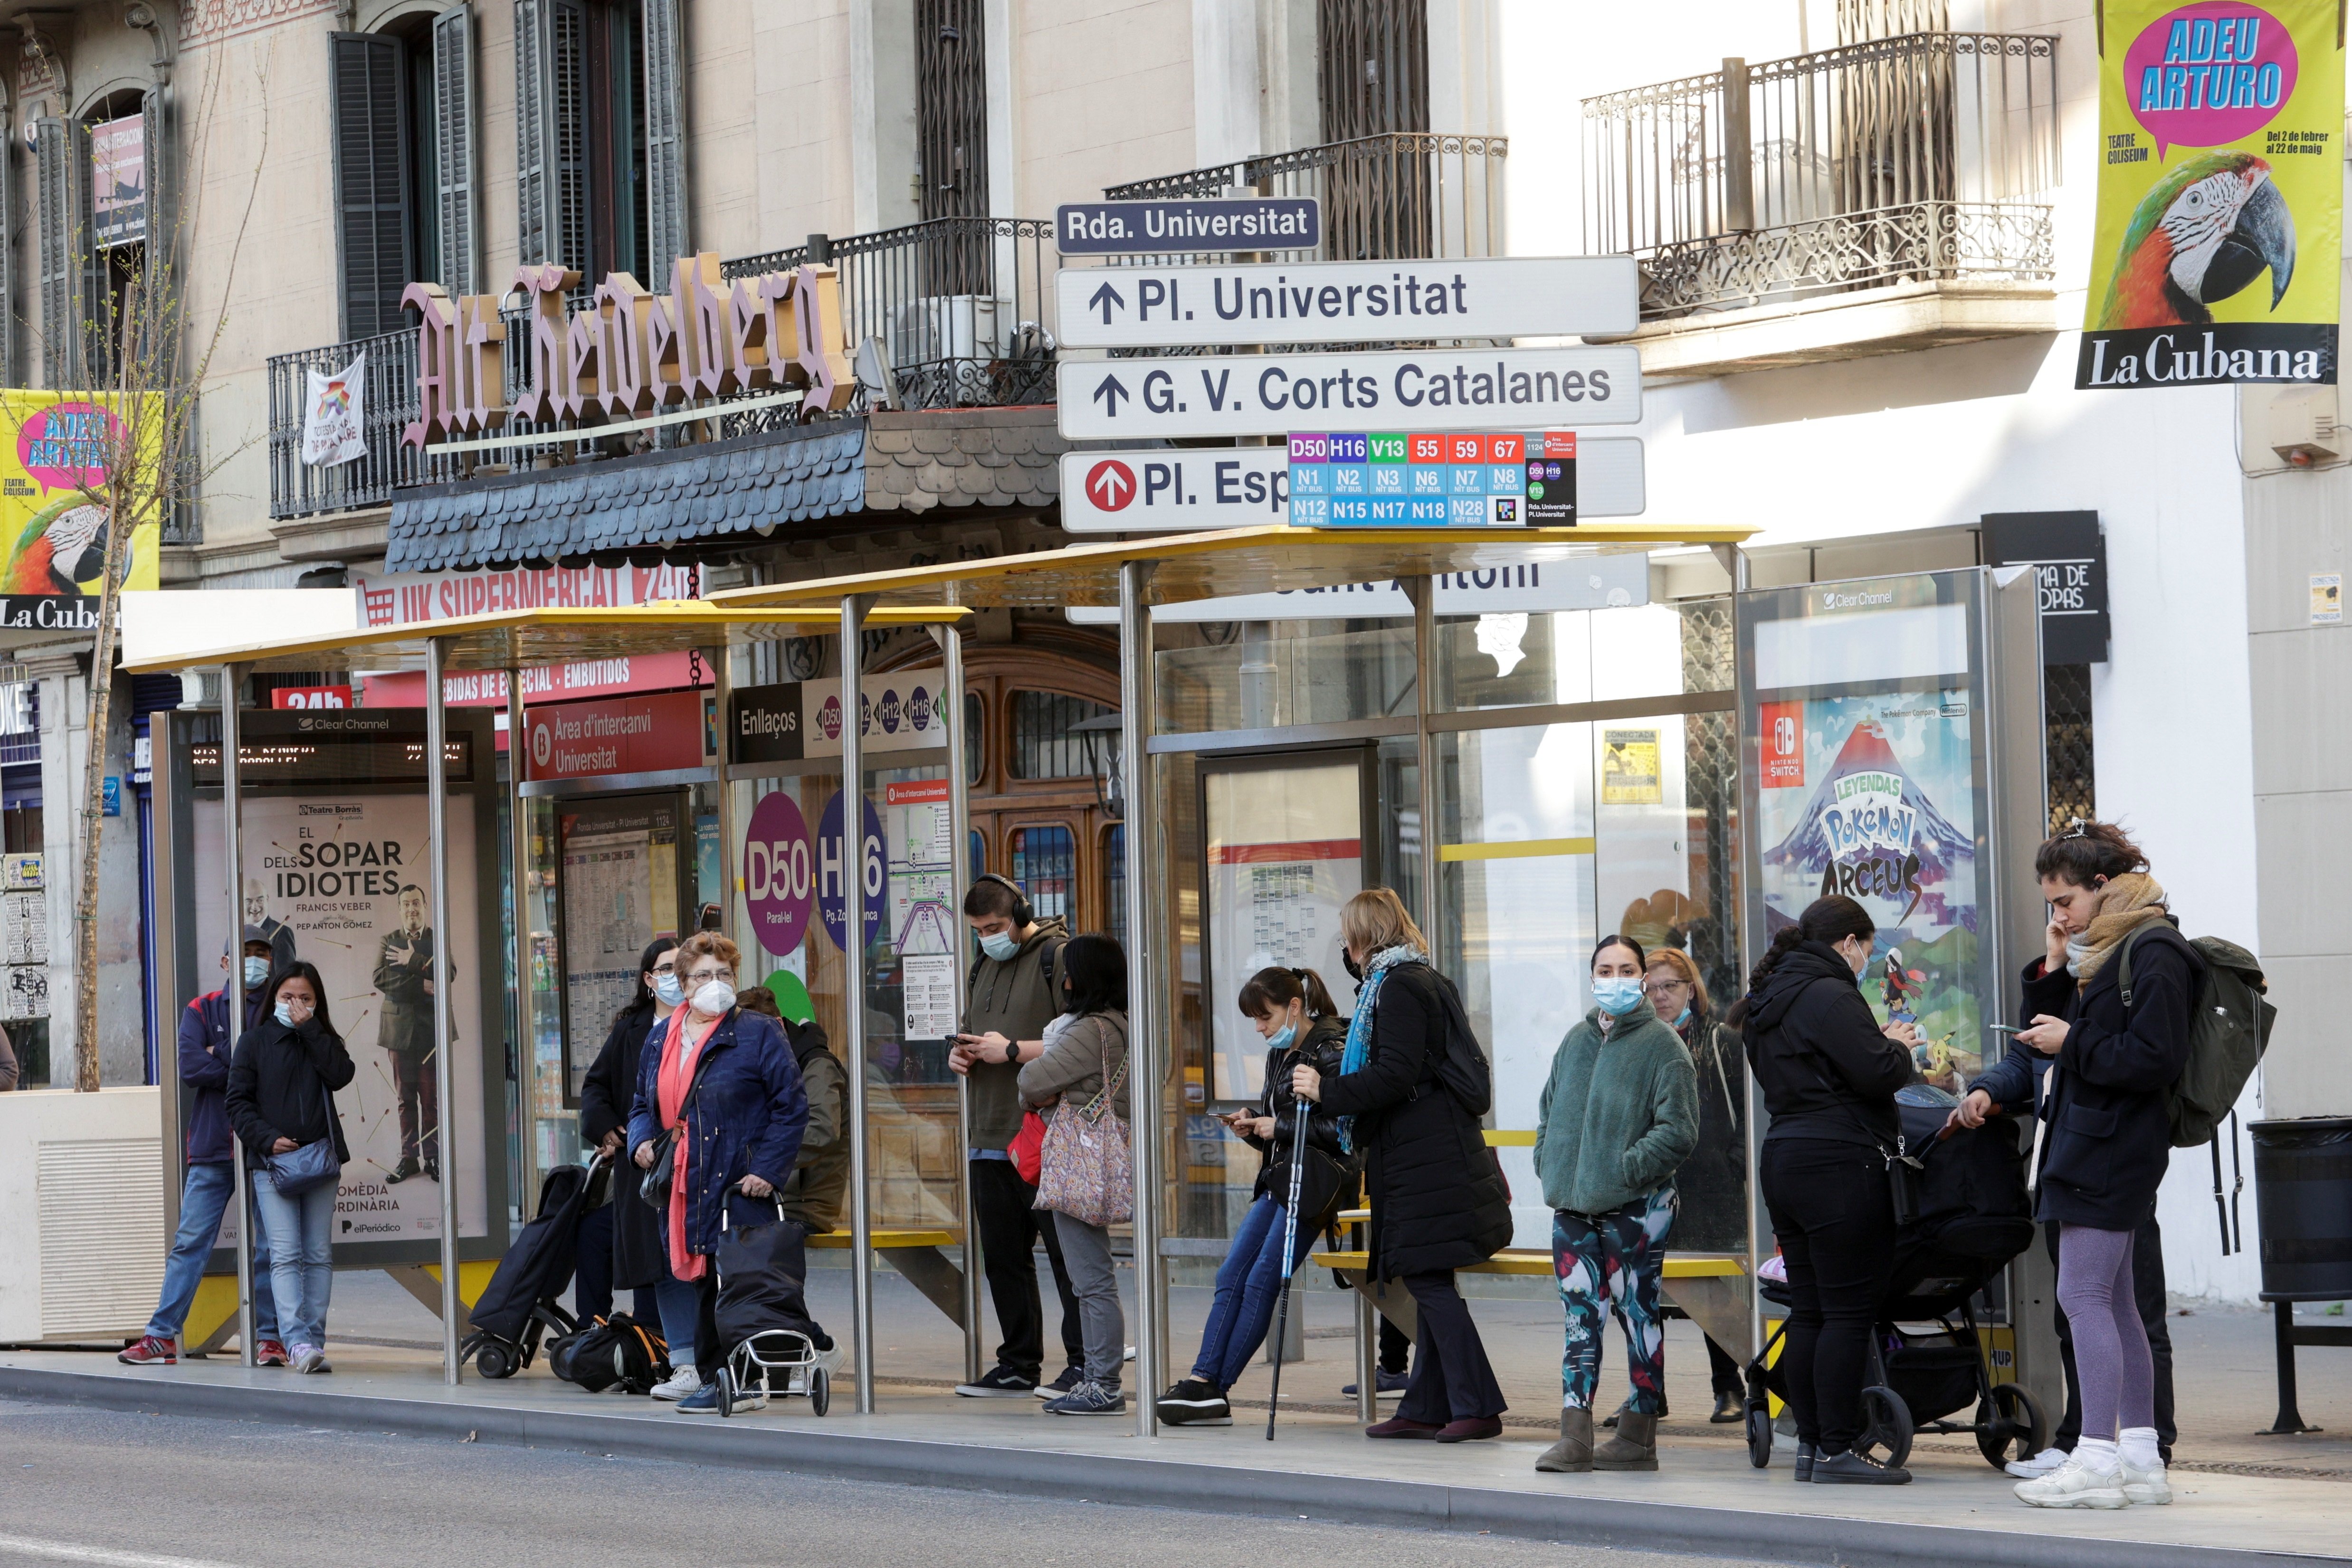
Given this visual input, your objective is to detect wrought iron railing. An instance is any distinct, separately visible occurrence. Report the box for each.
[1583,32,2058,319]
[267,217,1059,522]
[1105,132,1508,262]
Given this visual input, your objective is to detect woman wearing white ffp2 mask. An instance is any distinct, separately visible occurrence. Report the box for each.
[623,932,811,1411]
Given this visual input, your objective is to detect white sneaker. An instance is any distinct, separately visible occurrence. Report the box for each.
[2005,1445,2070,1480]
[2121,1459,2172,1505]
[2015,1454,2129,1509]
[650,1365,701,1401]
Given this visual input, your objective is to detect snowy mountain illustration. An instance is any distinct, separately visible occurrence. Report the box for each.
[1763,718,1975,928]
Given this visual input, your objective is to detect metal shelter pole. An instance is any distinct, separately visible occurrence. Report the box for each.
[506,672,539,1221]
[220,662,255,1368]
[941,614,982,1384]
[1409,579,1440,961]
[712,644,736,942]
[1119,560,1162,1436]
[841,595,877,1413]
[426,638,463,1385]
[1718,541,1765,1366]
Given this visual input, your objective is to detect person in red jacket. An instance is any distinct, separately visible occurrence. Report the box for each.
[119,930,286,1367]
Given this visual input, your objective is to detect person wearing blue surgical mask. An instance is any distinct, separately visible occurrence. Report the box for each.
[1531,935,1699,1476]
[575,939,682,1334]
[1158,965,1352,1427]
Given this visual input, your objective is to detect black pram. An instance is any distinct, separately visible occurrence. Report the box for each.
[1745,1084,2050,1471]
[460,1154,601,1378]
[710,1200,835,1417]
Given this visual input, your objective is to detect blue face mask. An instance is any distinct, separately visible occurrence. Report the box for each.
[243,956,271,989]
[980,930,1020,962]
[1673,1005,1692,1028]
[274,1002,297,1028]
[1593,976,1646,1017]
[653,972,684,1008]
[1265,1023,1296,1051]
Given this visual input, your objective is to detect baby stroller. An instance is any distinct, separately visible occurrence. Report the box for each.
[709,1200,835,1418]
[460,1152,603,1378]
[1745,1085,2049,1471]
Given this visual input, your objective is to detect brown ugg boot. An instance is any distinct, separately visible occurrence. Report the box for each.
[1593,1409,1659,1471]
[1534,1405,1594,1473]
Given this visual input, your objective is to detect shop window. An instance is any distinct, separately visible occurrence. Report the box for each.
[1009,690,1113,780]
[1104,824,1126,948]
[1008,825,1074,925]
[965,692,984,788]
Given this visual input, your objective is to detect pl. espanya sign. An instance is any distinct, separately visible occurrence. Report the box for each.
[400,252,855,449]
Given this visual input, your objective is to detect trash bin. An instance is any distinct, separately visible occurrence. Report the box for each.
[2250,1117,2352,1302]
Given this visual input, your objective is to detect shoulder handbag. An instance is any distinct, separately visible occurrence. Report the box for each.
[267,1084,343,1197]
[639,1019,722,1209]
[1034,1017,1133,1227]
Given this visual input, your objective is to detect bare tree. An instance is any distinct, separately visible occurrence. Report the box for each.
[0,45,271,1090]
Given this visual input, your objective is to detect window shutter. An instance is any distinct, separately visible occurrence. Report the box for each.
[35,115,95,387]
[329,31,411,340]
[433,3,479,297]
[643,0,687,266]
[514,0,590,272]
[141,87,173,274]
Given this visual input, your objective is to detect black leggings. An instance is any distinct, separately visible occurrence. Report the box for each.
[1761,1137,1897,1457]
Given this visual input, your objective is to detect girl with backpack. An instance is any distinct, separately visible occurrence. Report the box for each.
[1156,965,1352,1428]
[1953,820,2196,1510]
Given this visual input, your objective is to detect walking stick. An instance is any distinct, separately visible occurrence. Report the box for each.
[1266,1092,1314,1441]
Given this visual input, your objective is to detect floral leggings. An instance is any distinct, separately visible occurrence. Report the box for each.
[1552,1187,1677,1413]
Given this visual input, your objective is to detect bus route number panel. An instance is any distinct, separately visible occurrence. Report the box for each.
[1285,431,1578,526]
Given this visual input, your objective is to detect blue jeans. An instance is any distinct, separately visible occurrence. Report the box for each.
[145,1162,280,1344]
[1190,1194,1316,1391]
[252,1166,336,1351]
[653,1260,700,1372]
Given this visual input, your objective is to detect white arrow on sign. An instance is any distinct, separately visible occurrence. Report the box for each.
[1055,345,1642,441]
[1058,439,1646,532]
[1057,256,1638,349]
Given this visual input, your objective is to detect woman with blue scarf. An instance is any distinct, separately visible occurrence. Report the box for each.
[1291,889,1513,1443]
[1531,935,1698,1474]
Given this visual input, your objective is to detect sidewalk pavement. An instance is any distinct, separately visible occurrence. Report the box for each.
[10,1257,2350,1566]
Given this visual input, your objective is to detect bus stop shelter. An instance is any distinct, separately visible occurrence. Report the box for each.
[128,521,1764,1435]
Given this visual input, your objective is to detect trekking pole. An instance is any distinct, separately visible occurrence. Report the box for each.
[1266,1093,1314,1441]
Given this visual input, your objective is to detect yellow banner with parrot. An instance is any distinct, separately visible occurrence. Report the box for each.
[0,392,160,631]
[2079,0,2342,389]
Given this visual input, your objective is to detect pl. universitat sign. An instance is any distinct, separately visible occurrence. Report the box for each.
[400,252,856,449]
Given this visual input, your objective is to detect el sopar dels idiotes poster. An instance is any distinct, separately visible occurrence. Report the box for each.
[2080,0,2343,388]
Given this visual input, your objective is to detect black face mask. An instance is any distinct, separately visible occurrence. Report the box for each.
[1343,950,1363,982]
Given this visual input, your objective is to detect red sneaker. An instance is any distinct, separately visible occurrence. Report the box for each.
[116,1335,176,1366]
[1364,1415,1444,1439]
[254,1340,290,1368]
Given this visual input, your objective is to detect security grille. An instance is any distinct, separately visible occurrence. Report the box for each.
[1320,0,1428,142]
[1839,0,1949,43]
[1010,691,1114,781]
[916,0,989,297]
[2044,663,2095,835]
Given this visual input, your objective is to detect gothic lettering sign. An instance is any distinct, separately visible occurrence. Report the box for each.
[400,252,856,451]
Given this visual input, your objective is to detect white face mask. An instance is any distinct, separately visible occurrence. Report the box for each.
[243,956,271,989]
[691,979,736,1017]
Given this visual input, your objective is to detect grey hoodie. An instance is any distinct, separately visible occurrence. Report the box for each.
[961,916,1067,1148]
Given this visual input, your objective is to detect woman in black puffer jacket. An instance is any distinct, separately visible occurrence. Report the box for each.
[1157,965,1352,1428]
[1737,895,1919,1486]
[1293,889,1513,1444]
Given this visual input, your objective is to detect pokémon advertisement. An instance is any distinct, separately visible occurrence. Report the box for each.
[2080,1,2342,388]
[0,393,161,629]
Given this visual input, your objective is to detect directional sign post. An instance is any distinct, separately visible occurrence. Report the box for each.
[1055,345,1642,441]
[1060,438,1647,532]
[1058,256,1638,348]
[1056,198,1321,256]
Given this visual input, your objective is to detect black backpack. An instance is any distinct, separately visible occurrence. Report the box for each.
[548,1312,669,1395]
[1419,966,1494,1119]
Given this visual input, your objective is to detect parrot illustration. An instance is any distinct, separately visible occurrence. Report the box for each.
[2097,151,2295,330]
[2,495,112,596]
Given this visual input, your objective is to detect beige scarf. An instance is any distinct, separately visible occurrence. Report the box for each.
[2068,872,2171,987]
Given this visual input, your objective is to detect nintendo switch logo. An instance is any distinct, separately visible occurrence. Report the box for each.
[1761,703,1804,789]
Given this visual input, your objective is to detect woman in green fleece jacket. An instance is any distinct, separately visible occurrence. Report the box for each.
[1531,935,1699,1475]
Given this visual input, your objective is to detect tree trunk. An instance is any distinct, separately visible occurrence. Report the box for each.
[71,507,132,1093]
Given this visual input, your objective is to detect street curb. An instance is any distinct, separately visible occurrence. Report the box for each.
[1,1365,2332,1568]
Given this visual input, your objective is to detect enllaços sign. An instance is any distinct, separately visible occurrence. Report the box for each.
[742,789,814,957]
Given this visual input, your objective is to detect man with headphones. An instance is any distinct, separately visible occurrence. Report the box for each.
[948,871,1086,1399]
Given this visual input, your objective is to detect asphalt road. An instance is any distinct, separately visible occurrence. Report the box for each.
[0,1396,1752,1568]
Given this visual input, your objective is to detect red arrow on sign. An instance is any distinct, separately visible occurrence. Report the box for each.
[1086,459,1137,512]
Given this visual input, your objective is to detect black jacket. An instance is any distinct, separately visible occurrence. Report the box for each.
[1743,941,1913,1151]
[1318,963,1512,1281]
[226,1015,356,1168]
[1972,926,2199,1230]
[1673,1013,1750,1251]
[1242,1012,1351,1203]
[581,999,668,1289]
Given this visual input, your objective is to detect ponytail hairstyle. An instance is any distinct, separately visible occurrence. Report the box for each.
[1238,964,1339,1021]
[1730,894,1876,1025]
[2034,817,2149,890]
[1591,934,1647,971]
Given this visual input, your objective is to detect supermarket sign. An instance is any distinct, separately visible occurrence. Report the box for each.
[351,563,708,705]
